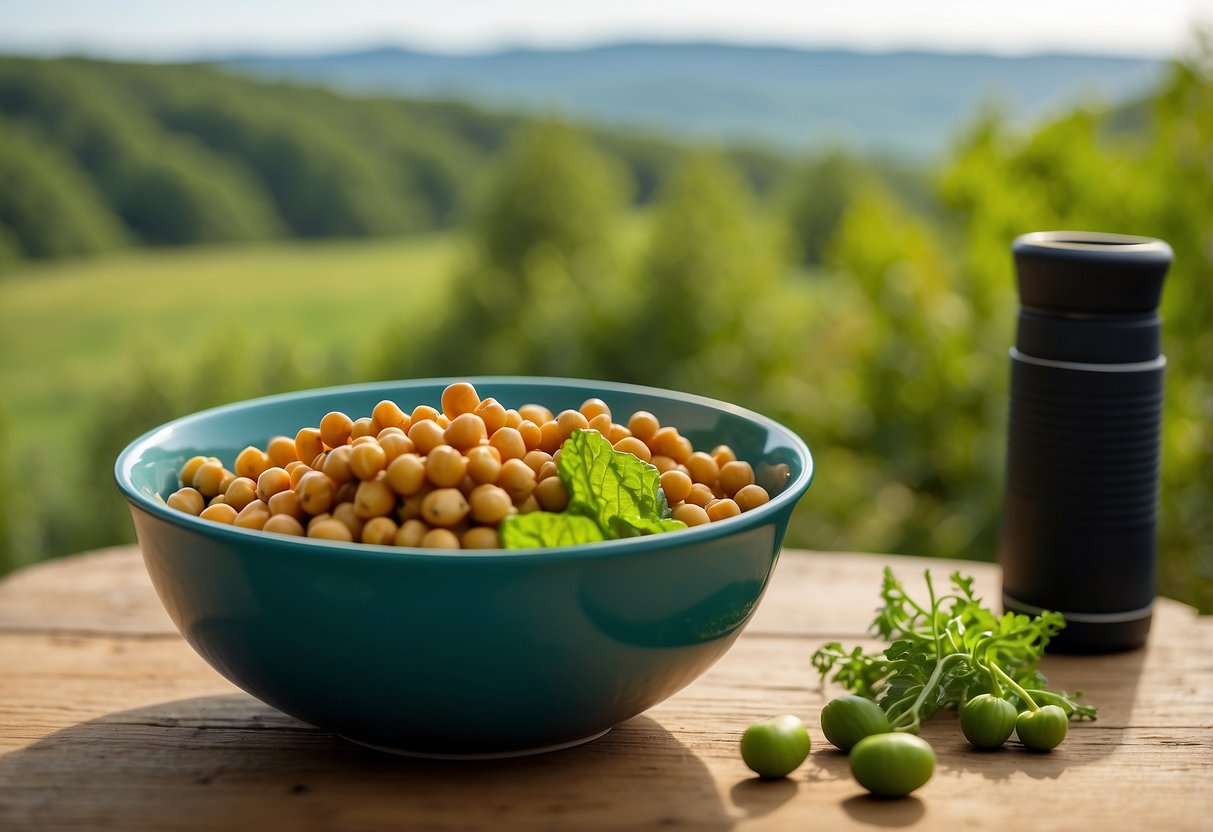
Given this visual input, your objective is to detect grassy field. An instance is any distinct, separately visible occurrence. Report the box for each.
[0,234,468,445]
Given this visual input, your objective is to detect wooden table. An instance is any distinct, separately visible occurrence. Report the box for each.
[1,547,1210,830]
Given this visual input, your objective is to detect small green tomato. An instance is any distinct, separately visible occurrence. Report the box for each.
[820,694,893,751]
[1015,704,1069,751]
[960,693,1018,750]
[849,732,935,798]
[740,714,811,778]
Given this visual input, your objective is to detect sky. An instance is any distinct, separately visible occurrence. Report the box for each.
[1,0,1210,60]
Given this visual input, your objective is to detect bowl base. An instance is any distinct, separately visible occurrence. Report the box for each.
[340,727,613,760]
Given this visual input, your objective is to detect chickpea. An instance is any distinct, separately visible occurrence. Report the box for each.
[350,417,376,441]
[377,430,414,463]
[398,484,432,522]
[441,382,481,418]
[555,409,590,441]
[587,413,613,435]
[516,495,541,514]
[167,487,205,516]
[719,460,756,497]
[659,469,693,504]
[262,514,304,537]
[256,467,292,502]
[408,418,446,455]
[208,494,227,507]
[334,480,358,505]
[490,427,527,461]
[476,398,508,434]
[421,488,470,527]
[234,446,270,480]
[711,444,737,468]
[361,516,399,546]
[421,528,460,549]
[307,512,331,532]
[734,484,771,512]
[268,489,306,521]
[580,398,611,422]
[192,459,229,499]
[613,436,652,463]
[308,518,353,542]
[686,452,721,487]
[535,476,569,512]
[331,502,364,538]
[515,420,542,452]
[394,518,428,547]
[372,399,410,433]
[266,435,298,468]
[649,429,692,464]
[501,408,523,430]
[426,445,468,488]
[355,476,396,519]
[537,419,564,454]
[295,428,324,465]
[627,411,660,442]
[607,423,632,444]
[469,484,514,525]
[224,477,257,512]
[462,526,500,549]
[673,503,710,527]
[706,498,742,523]
[686,483,716,507]
[234,499,270,530]
[519,403,554,425]
[439,412,483,451]
[311,443,350,483]
[179,455,211,487]
[410,404,440,424]
[650,454,678,474]
[536,460,559,481]
[286,463,311,488]
[319,411,354,449]
[521,450,553,476]
[200,503,238,524]
[349,441,388,481]
[498,458,537,502]
[466,445,503,484]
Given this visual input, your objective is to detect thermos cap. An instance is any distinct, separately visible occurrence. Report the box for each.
[1013,231,1172,316]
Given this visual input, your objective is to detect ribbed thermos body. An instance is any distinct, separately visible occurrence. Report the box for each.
[997,231,1172,653]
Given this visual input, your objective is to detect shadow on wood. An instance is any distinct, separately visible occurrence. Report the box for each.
[0,694,733,830]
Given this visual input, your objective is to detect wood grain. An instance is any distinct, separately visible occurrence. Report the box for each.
[0,547,1209,831]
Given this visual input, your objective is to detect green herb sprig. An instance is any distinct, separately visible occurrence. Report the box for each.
[812,568,1096,734]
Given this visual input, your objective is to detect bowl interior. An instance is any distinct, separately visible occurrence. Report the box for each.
[117,376,813,556]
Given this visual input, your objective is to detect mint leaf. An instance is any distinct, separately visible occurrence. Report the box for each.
[500,511,606,548]
[500,429,687,549]
[559,429,685,538]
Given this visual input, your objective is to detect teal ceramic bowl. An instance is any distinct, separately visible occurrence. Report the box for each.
[115,378,814,757]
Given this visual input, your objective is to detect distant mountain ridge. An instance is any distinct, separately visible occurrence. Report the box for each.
[220,42,1165,158]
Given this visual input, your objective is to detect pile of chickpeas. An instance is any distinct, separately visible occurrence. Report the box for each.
[166,382,772,549]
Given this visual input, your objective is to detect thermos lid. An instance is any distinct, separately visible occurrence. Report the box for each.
[1013,231,1172,316]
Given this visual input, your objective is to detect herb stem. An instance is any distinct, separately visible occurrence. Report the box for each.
[990,661,1039,711]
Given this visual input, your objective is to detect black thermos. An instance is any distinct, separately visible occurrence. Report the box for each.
[998,231,1172,653]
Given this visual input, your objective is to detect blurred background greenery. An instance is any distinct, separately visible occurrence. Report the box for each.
[0,34,1209,610]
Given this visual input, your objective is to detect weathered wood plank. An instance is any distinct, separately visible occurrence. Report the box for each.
[0,547,1209,831]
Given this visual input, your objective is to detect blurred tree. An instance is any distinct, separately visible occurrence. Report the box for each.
[379,122,631,379]
[780,149,864,265]
[0,117,128,259]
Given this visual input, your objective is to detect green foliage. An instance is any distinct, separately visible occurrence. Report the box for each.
[0,117,127,259]
[380,123,631,379]
[813,568,1096,735]
[0,58,281,246]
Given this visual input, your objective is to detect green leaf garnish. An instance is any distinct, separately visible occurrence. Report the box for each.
[501,429,686,549]
[812,567,1098,733]
[499,511,605,548]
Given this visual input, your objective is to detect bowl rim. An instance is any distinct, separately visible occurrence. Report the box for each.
[114,376,814,562]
